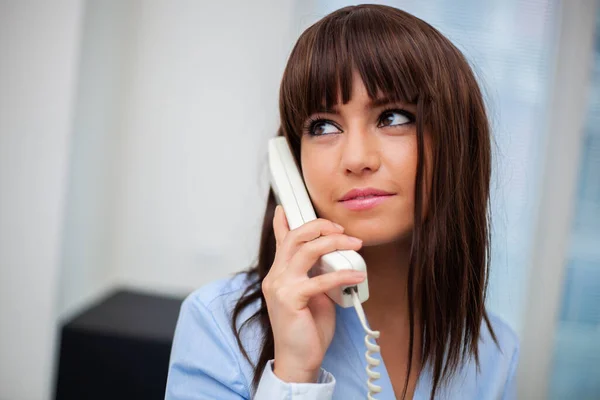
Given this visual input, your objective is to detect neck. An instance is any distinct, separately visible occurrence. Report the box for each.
[358,239,415,327]
[357,239,425,387]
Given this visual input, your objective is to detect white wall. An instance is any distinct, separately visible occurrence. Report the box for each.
[1,1,316,398]
[57,0,135,322]
[108,0,302,296]
[0,1,83,399]
[57,0,321,317]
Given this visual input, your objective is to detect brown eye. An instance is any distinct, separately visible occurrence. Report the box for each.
[378,109,415,128]
[305,119,341,136]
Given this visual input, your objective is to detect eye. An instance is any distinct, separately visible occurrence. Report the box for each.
[378,109,415,128]
[304,118,341,136]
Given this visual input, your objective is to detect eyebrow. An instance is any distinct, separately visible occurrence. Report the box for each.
[313,96,398,115]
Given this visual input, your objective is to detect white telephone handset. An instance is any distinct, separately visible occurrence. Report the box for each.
[268,136,369,307]
[268,136,383,399]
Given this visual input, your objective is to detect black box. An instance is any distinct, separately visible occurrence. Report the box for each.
[54,288,184,400]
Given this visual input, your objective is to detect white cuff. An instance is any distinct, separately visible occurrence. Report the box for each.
[253,359,335,399]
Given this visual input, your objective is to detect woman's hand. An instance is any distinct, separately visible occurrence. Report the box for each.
[262,205,366,384]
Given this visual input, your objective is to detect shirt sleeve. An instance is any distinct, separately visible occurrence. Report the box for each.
[164,294,249,400]
[501,341,520,400]
[254,359,336,400]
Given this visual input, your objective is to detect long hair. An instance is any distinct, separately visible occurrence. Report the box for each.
[230,5,497,399]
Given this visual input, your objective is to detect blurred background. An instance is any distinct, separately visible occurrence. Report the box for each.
[0,0,598,399]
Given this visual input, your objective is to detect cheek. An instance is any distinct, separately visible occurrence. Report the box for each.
[300,148,332,207]
[384,143,420,217]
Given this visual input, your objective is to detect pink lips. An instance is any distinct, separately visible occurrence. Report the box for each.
[339,187,395,211]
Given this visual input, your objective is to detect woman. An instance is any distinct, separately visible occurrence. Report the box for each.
[165,4,519,400]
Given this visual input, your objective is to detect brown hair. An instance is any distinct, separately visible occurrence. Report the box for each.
[230,4,498,399]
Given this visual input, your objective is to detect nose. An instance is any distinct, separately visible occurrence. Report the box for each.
[340,128,381,176]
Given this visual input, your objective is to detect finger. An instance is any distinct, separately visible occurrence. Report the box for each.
[295,270,366,305]
[288,233,362,275]
[272,205,289,249]
[280,218,345,256]
[269,205,292,279]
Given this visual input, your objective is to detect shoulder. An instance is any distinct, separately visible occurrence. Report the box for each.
[176,270,264,363]
[435,311,520,399]
[184,271,259,314]
[480,311,520,363]
[467,310,520,397]
[179,271,263,344]
[166,272,263,398]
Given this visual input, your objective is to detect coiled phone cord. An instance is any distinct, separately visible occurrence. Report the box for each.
[350,288,382,399]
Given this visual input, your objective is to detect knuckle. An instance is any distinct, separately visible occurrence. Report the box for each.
[330,232,344,242]
[324,233,344,249]
[261,279,271,294]
[299,238,324,257]
[302,235,350,257]
[285,227,300,242]
[320,218,337,230]
[273,286,288,302]
[312,218,331,230]
[315,277,331,292]
[262,274,278,293]
[299,237,330,259]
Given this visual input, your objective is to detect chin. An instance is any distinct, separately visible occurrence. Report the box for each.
[358,234,407,247]
[343,222,413,247]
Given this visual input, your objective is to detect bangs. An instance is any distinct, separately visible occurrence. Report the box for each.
[281,6,434,138]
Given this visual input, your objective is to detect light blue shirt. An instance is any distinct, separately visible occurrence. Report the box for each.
[165,272,519,399]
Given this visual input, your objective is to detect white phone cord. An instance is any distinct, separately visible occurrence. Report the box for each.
[350,289,382,400]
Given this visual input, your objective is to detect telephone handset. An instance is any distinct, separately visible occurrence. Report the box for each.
[268,136,383,398]
[267,136,369,307]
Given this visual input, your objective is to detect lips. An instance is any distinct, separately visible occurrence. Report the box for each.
[339,187,395,202]
[338,187,396,211]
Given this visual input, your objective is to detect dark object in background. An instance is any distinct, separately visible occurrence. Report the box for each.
[54,288,184,400]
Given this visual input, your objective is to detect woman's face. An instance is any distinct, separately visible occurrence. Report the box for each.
[300,70,432,246]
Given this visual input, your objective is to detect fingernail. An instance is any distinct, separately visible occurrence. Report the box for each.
[351,271,366,279]
[349,236,362,244]
[333,223,344,230]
